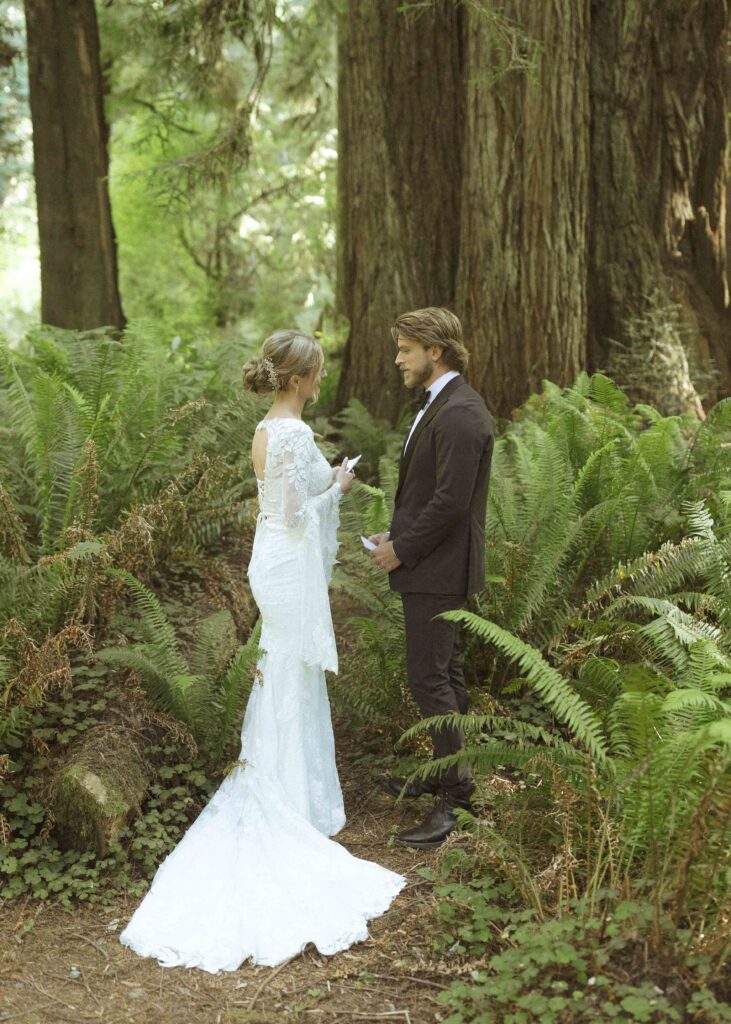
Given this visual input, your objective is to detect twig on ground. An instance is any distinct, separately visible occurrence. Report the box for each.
[0,1003,59,1022]
[77,967,103,1008]
[71,933,109,959]
[248,955,297,1010]
[349,1012,412,1022]
[371,973,448,990]
[27,977,78,1013]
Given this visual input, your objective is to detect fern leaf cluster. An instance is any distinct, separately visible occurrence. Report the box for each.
[0,322,264,756]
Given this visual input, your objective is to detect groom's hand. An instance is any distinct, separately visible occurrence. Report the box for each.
[367,532,389,546]
[370,540,402,572]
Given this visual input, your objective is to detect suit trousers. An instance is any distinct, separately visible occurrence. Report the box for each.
[401,592,471,798]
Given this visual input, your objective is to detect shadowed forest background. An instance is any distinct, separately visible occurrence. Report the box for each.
[1,2,730,1023]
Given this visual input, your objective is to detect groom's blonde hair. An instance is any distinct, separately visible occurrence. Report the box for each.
[391,307,469,373]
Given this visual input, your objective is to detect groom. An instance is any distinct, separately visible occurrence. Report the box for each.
[369,307,493,849]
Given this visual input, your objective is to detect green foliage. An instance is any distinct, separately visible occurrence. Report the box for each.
[405,513,731,928]
[0,323,262,755]
[426,854,730,1024]
[0,322,261,557]
[331,491,410,738]
[98,0,339,336]
[478,377,730,651]
[1,738,214,907]
[325,396,418,736]
[334,398,406,483]
[0,321,265,905]
[97,569,262,756]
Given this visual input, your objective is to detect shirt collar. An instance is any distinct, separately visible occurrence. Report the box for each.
[424,369,460,403]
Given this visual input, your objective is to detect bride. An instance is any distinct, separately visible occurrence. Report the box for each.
[119,329,406,972]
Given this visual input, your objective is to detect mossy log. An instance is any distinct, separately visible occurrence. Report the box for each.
[51,732,149,857]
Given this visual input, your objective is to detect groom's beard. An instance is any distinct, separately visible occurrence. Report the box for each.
[410,365,433,389]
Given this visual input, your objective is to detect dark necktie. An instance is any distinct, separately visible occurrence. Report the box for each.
[420,389,431,409]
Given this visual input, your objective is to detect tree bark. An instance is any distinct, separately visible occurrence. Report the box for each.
[335,0,466,420]
[336,0,728,419]
[24,0,125,332]
[455,0,590,416]
[588,0,729,397]
[337,0,589,420]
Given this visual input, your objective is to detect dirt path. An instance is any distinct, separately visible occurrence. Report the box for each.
[0,745,458,1024]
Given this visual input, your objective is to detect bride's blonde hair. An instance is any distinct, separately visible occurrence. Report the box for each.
[242,330,323,395]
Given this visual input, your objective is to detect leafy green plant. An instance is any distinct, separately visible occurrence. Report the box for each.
[477,376,730,652]
[0,323,262,744]
[96,568,262,756]
[427,853,730,1024]
[1,740,216,907]
[330,470,412,740]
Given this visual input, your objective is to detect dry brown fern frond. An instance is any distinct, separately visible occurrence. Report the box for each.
[106,507,159,576]
[199,557,254,631]
[0,484,31,564]
[122,679,198,758]
[1,619,93,715]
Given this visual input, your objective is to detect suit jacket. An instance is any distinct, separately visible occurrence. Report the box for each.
[389,374,493,596]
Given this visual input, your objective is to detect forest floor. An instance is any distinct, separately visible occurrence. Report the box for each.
[0,745,454,1024]
[0,745,456,1024]
[1,588,464,1024]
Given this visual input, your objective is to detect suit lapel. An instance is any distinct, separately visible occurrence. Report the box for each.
[396,375,464,499]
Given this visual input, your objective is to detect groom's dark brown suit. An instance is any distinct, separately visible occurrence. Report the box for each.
[389,373,493,798]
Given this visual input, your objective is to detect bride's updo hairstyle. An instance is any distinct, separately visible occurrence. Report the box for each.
[242,329,323,395]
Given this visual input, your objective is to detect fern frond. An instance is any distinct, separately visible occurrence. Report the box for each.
[189,610,237,683]
[443,611,609,762]
[209,618,262,757]
[103,568,188,675]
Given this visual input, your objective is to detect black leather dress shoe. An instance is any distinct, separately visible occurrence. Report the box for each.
[379,775,438,800]
[394,796,462,849]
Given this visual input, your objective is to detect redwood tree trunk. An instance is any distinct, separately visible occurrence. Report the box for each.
[337,0,589,420]
[336,0,728,420]
[455,0,590,416]
[25,0,125,332]
[588,0,729,395]
[335,0,465,420]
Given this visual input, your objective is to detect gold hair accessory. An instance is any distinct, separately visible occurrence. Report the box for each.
[262,357,279,390]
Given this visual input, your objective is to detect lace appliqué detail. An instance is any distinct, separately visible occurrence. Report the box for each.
[280,430,313,528]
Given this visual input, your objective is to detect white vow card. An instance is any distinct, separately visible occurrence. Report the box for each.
[360,535,377,551]
[346,454,362,472]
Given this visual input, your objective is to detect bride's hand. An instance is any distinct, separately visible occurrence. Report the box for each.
[367,531,389,545]
[335,457,355,494]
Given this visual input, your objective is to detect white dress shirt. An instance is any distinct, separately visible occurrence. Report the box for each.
[403,369,460,452]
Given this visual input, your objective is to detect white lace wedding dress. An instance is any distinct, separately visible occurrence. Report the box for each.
[119,417,405,972]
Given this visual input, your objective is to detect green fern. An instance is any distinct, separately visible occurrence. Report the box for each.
[442,610,609,763]
[96,569,263,752]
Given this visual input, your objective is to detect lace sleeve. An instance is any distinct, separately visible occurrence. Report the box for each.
[274,428,312,528]
[253,420,342,672]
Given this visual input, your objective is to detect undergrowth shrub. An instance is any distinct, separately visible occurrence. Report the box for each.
[426,848,730,1024]
[0,321,262,728]
[0,322,266,892]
